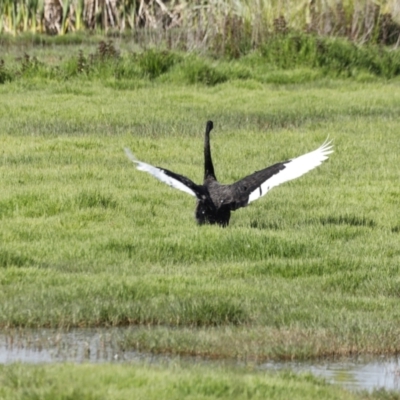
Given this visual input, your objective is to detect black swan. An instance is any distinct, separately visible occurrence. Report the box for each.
[125,121,333,226]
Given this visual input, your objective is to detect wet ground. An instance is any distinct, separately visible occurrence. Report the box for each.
[0,327,399,392]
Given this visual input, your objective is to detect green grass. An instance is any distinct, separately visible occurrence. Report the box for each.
[1,41,400,399]
[1,35,400,84]
[1,74,400,359]
[0,362,379,400]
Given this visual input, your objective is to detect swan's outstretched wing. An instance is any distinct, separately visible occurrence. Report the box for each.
[226,140,333,209]
[124,148,201,197]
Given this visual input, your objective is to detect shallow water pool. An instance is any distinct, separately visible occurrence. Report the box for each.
[1,328,399,392]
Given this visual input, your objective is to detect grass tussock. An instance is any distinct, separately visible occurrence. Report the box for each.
[75,190,117,210]
[0,250,31,268]
[319,214,376,228]
[121,323,400,361]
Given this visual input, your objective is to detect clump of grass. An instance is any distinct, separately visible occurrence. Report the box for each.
[174,297,247,326]
[75,191,117,210]
[59,46,179,82]
[0,59,12,83]
[121,323,400,361]
[250,220,283,230]
[55,40,121,79]
[0,250,31,268]
[260,33,400,78]
[320,215,376,228]
[18,53,51,79]
[181,57,228,86]
[137,49,181,79]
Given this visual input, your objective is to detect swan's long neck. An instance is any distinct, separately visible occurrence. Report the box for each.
[204,121,216,181]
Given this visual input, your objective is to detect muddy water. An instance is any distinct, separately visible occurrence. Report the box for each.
[0,328,399,392]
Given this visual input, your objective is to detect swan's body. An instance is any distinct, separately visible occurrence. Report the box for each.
[125,121,333,226]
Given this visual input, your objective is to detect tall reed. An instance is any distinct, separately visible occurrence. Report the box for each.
[1,0,400,51]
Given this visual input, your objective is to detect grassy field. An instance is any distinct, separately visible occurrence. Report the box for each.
[1,38,400,398]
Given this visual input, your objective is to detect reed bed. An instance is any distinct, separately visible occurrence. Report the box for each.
[1,0,400,52]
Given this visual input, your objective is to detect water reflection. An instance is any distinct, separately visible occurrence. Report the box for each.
[260,358,400,392]
[0,328,140,364]
[0,328,399,392]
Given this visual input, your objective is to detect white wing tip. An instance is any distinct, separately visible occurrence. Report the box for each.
[124,147,139,164]
[321,138,334,151]
[317,139,334,159]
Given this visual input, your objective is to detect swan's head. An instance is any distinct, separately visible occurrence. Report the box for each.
[206,120,213,133]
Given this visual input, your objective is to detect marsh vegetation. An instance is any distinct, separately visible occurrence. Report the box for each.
[1,31,400,398]
[1,0,400,55]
